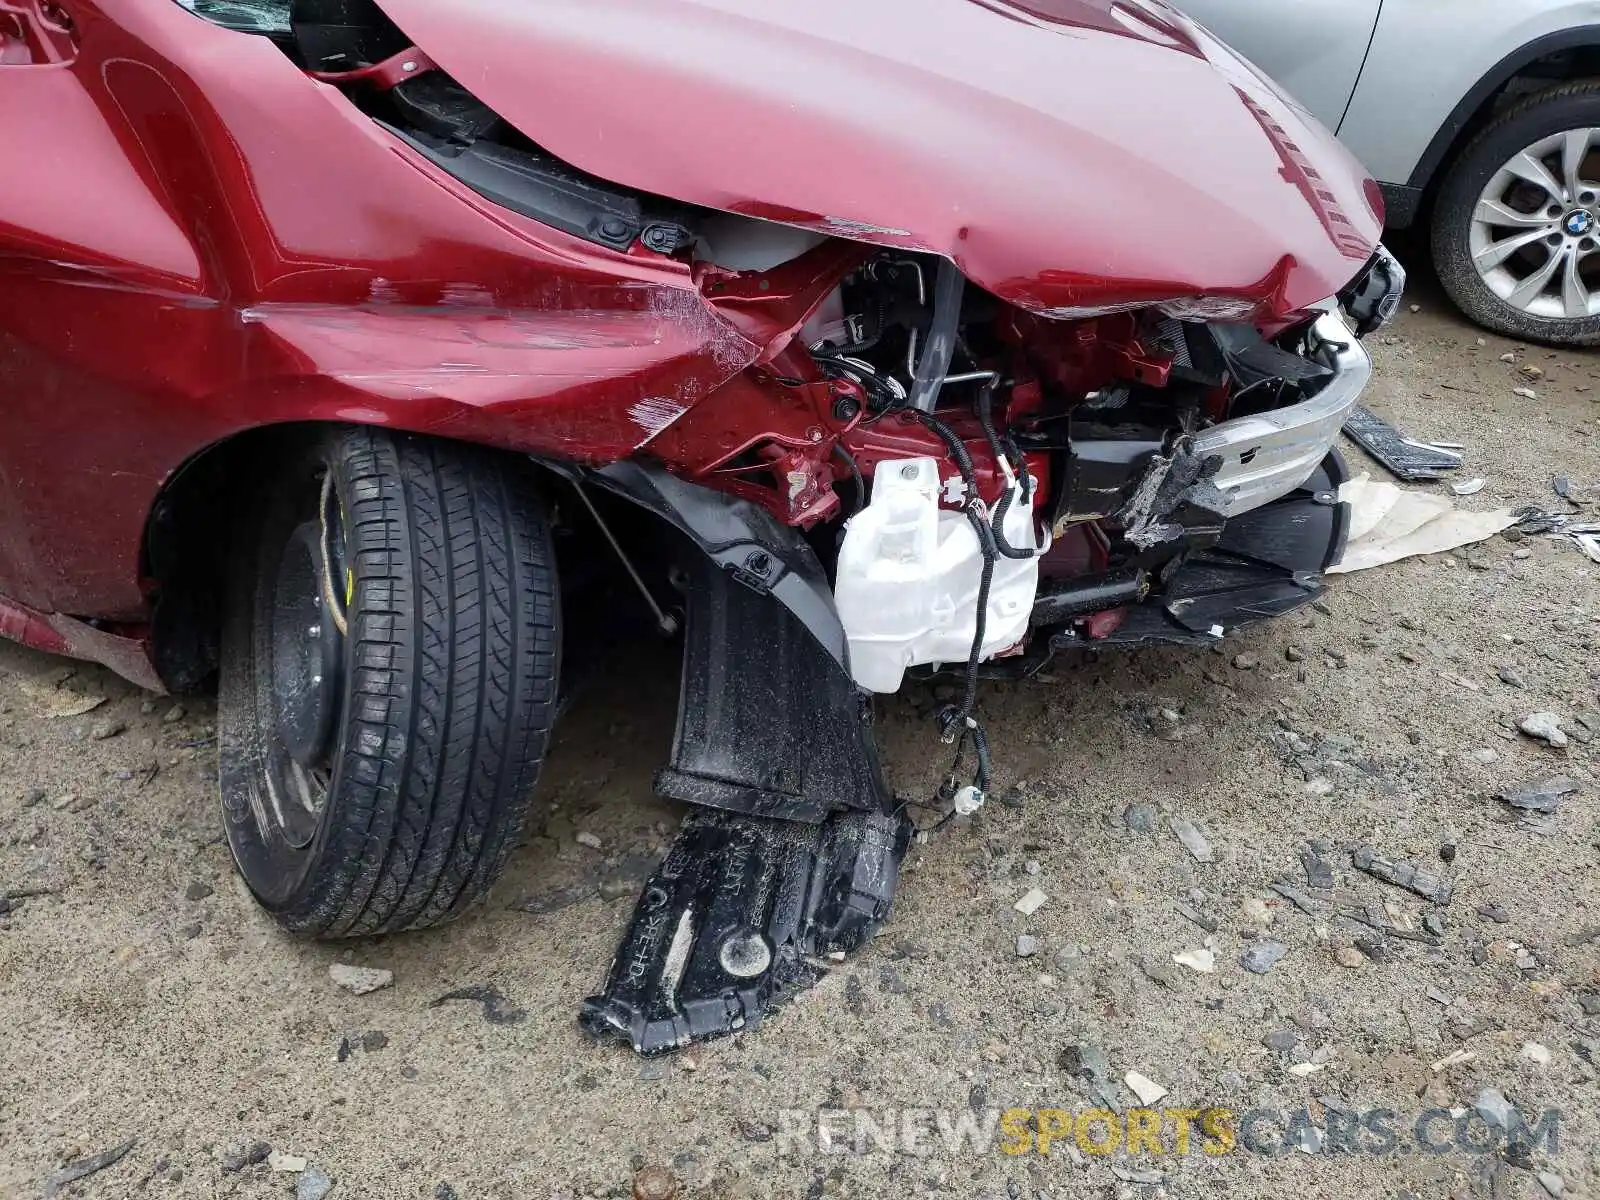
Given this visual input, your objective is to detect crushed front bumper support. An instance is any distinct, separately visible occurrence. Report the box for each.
[1193,308,1371,515]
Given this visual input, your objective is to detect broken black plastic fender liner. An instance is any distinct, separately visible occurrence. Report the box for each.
[581,806,911,1055]
[657,549,894,822]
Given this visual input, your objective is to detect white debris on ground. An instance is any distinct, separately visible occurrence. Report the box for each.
[1329,474,1516,574]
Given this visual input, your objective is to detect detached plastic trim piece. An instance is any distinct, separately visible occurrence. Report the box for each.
[1341,404,1464,482]
[581,807,911,1055]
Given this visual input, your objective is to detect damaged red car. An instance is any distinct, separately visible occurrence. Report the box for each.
[0,0,1402,1052]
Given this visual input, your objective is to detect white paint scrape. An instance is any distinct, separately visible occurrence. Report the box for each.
[627,397,688,438]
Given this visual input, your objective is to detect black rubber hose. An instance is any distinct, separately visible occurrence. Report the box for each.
[1003,432,1034,502]
[968,720,993,794]
[910,407,977,481]
[908,406,1002,803]
[909,409,997,715]
[954,502,996,722]
[976,387,1037,561]
[831,443,866,516]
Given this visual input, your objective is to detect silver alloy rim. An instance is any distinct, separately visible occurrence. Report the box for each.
[1470,127,1600,320]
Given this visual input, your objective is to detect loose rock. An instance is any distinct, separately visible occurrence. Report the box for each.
[1173,948,1215,974]
[1521,1042,1551,1066]
[328,964,393,996]
[1240,897,1273,928]
[1262,1028,1300,1053]
[1473,1087,1516,1132]
[89,718,126,741]
[1013,888,1049,916]
[1123,1070,1168,1105]
[1351,845,1454,903]
[1240,941,1288,974]
[1169,817,1213,863]
[1520,712,1569,748]
[1333,946,1364,968]
[1300,843,1336,890]
[1122,803,1157,833]
[1015,934,1039,958]
[632,1165,678,1200]
[297,1166,335,1200]
[222,1141,272,1173]
[1058,1043,1110,1081]
[1500,776,1579,813]
[184,881,213,901]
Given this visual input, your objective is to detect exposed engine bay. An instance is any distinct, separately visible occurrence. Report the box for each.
[578,242,1395,1055]
[802,253,1372,685]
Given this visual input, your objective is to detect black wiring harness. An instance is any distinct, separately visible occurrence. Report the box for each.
[811,288,1040,833]
[904,390,1039,832]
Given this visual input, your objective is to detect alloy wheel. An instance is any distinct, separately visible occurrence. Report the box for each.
[1469,127,1600,320]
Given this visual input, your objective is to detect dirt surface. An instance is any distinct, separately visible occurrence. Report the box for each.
[3,257,1600,1200]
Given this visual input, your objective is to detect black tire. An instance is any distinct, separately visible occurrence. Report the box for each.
[1432,82,1600,346]
[218,427,560,937]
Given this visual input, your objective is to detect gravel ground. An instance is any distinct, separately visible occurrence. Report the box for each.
[2,258,1599,1200]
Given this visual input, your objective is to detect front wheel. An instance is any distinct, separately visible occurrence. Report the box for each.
[1432,83,1600,345]
[218,427,561,937]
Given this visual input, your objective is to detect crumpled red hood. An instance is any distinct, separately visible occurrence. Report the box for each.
[375,0,1382,320]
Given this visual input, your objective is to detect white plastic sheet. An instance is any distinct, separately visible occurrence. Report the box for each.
[1328,474,1517,574]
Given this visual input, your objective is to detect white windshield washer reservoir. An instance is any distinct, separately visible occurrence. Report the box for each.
[834,456,1042,693]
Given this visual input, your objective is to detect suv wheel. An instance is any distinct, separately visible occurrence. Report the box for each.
[218,427,561,937]
[1433,83,1600,346]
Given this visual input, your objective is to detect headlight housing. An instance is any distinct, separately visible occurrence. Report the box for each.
[1338,245,1407,337]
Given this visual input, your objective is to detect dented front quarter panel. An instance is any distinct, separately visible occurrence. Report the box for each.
[0,0,768,615]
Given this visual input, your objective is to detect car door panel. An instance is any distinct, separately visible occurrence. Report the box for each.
[1340,0,1600,187]
[1176,0,1382,132]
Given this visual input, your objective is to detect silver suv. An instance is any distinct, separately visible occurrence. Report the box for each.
[1179,0,1600,345]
